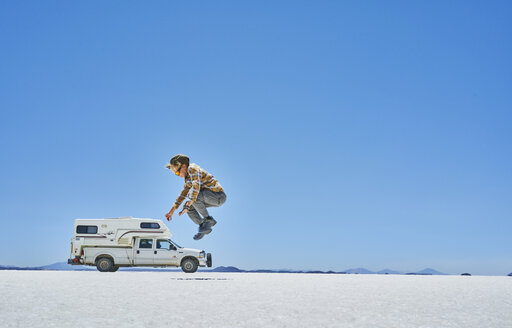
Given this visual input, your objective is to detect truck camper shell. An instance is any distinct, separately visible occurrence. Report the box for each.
[73,216,171,248]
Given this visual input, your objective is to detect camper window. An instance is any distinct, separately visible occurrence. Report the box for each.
[140,223,160,229]
[76,225,98,234]
[139,239,153,249]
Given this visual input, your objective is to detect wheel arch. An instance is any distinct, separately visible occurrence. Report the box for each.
[95,254,115,265]
[180,256,199,267]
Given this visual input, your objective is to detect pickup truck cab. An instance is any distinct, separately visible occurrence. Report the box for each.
[68,217,212,273]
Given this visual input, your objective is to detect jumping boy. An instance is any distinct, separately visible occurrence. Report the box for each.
[165,154,227,240]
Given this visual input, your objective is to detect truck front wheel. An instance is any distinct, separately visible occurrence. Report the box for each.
[181,258,198,273]
[96,257,114,272]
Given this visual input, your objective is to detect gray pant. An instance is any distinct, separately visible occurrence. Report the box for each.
[187,189,227,225]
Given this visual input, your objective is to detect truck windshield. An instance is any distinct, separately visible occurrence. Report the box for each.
[169,239,182,248]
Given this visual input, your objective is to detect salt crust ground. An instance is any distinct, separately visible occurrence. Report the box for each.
[1,271,511,328]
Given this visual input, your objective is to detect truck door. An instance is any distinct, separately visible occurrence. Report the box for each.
[134,238,154,265]
[154,239,179,266]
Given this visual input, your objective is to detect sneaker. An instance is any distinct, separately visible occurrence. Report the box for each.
[199,216,216,234]
[198,223,212,234]
[193,232,205,240]
[205,216,217,228]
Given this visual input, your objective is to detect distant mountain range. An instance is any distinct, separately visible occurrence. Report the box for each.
[377,269,403,274]
[1,263,510,276]
[0,262,454,275]
[344,267,376,274]
[408,268,447,275]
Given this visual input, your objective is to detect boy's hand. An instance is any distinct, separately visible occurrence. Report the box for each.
[165,207,176,221]
[179,201,192,216]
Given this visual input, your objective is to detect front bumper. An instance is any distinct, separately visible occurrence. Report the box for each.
[198,252,212,267]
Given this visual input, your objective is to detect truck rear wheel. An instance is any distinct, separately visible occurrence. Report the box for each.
[96,257,114,272]
[181,258,198,273]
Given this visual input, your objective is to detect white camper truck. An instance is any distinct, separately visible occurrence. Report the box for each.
[68,217,212,273]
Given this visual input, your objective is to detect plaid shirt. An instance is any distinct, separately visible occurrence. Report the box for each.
[173,163,224,209]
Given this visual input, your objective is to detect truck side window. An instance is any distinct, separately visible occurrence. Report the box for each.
[76,225,98,234]
[140,223,160,229]
[139,239,153,249]
[157,240,171,250]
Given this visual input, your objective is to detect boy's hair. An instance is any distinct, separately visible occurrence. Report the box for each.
[170,154,190,167]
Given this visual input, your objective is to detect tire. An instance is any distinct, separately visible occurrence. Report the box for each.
[96,257,114,272]
[181,257,198,273]
[207,253,212,267]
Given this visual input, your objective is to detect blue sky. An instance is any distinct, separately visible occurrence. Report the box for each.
[1,1,511,275]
